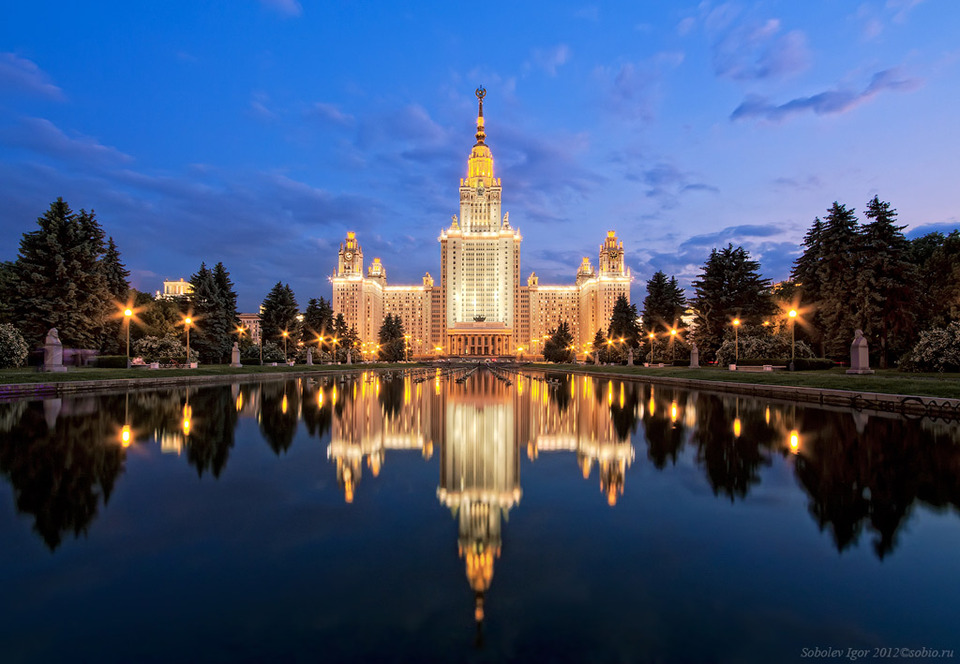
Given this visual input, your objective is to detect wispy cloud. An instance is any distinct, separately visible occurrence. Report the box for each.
[731,67,922,122]
[259,0,302,18]
[0,117,132,166]
[0,53,64,100]
[595,51,684,121]
[527,44,571,77]
[250,92,278,121]
[307,102,355,127]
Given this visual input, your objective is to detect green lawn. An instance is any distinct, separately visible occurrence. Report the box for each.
[531,364,960,400]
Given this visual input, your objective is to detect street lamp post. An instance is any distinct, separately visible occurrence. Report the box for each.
[282,330,289,363]
[184,317,192,367]
[649,332,655,364]
[124,308,133,368]
[670,328,677,363]
[788,309,798,371]
[733,318,740,364]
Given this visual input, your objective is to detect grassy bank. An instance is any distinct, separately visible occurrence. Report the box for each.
[530,364,960,400]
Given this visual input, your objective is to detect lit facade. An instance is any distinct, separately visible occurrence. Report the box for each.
[331,89,631,357]
[155,278,194,300]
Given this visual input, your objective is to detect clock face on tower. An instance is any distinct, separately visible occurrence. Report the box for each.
[344,252,353,261]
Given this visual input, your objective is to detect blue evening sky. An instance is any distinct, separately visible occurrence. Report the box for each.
[1,1,957,311]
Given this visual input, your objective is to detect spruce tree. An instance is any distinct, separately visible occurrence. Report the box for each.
[607,294,640,349]
[816,202,861,357]
[591,328,608,363]
[378,313,406,361]
[11,199,112,348]
[641,271,687,335]
[790,216,826,353]
[302,297,334,344]
[856,197,918,367]
[914,231,960,330]
[691,244,776,362]
[260,282,300,357]
[188,262,236,363]
[543,321,574,362]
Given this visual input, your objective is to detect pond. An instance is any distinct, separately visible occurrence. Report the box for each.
[1,367,958,663]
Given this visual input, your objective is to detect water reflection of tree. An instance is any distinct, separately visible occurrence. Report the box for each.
[794,413,960,559]
[258,380,300,455]
[545,372,571,413]
[182,386,237,478]
[608,380,640,441]
[642,385,686,469]
[691,395,773,501]
[0,397,125,550]
[300,380,332,440]
[378,376,405,419]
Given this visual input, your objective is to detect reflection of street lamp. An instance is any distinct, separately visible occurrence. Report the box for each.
[732,318,740,364]
[788,309,798,370]
[184,317,192,367]
[124,308,133,367]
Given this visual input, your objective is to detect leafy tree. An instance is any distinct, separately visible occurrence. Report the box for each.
[913,230,960,331]
[302,297,334,344]
[135,291,181,340]
[543,321,574,363]
[378,313,406,361]
[691,244,777,362]
[9,199,112,349]
[0,324,29,368]
[260,282,300,359]
[641,271,687,335]
[899,321,960,372]
[855,197,918,368]
[132,335,197,363]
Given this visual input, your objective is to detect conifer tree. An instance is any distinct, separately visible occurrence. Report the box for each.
[188,262,238,363]
[11,199,112,348]
[856,197,918,367]
[691,244,776,362]
[543,321,574,362]
[378,313,406,361]
[816,202,861,357]
[591,328,609,363]
[260,282,300,358]
[302,297,334,344]
[607,294,640,349]
[641,271,687,335]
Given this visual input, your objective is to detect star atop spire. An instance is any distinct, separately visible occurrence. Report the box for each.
[475,85,486,145]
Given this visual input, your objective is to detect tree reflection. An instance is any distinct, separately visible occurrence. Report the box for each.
[182,386,237,478]
[642,385,686,469]
[793,412,960,559]
[0,396,126,550]
[258,381,301,455]
[691,395,772,501]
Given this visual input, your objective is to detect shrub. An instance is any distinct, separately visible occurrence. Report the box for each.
[792,358,836,371]
[133,335,198,364]
[0,323,29,369]
[715,334,815,366]
[899,322,960,372]
[96,355,130,368]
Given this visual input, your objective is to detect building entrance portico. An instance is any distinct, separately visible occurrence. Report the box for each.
[447,322,513,357]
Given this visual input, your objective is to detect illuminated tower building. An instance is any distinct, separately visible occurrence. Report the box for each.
[439,86,522,356]
[331,88,632,357]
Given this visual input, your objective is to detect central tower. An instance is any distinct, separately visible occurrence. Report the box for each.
[439,87,522,356]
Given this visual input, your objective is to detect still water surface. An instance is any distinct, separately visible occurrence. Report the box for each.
[1,368,958,663]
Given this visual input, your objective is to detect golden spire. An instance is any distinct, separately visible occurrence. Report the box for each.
[466,86,494,182]
[475,86,486,145]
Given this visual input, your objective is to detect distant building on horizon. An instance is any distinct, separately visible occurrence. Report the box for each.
[155,278,194,300]
[331,88,631,358]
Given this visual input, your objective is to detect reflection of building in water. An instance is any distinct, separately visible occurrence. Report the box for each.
[523,375,636,505]
[436,372,521,625]
[326,373,436,502]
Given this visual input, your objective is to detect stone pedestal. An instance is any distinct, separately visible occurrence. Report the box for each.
[230,342,242,368]
[689,343,699,369]
[306,347,313,365]
[593,352,599,366]
[41,328,67,373]
[846,329,875,375]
